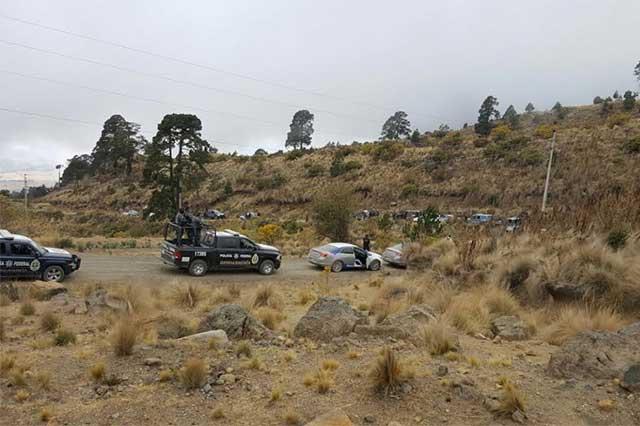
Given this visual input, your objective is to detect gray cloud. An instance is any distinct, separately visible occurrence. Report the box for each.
[1,0,639,186]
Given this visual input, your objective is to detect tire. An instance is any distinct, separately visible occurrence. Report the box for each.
[188,259,208,277]
[43,265,65,283]
[330,260,344,273]
[368,260,381,271]
[259,259,275,275]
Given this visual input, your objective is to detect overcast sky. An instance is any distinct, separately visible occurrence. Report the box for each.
[1,0,639,188]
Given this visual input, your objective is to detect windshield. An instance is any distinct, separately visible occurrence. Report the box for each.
[317,244,341,254]
[29,238,47,255]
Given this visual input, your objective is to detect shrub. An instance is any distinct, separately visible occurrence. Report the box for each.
[282,220,303,234]
[400,183,419,199]
[285,149,305,161]
[422,320,459,355]
[622,137,640,154]
[235,341,252,358]
[607,113,631,128]
[321,359,340,371]
[490,124,511,141]
[255,307,284,330]
[54,328,76,346]
[372,142,404,161]
[90,362,106,382]
[15,389,30,402]
[606,229,628,251]
[111,319,137,356]
[40,311,61,332]
[370,347,405,396]
[255,172,287,190]
[212,407,225,419]
[0,355,15,374]
[534,124,554,139]
[329,158,362,177]
[179,358,207,389]
[315,368,334,394]
[35,371,51,390]
[543,306,623,345]
[304,164,325,177]
[312,187,355,241]
[257,224,283,244]
[20,302,36,316]
[493,379,526,415]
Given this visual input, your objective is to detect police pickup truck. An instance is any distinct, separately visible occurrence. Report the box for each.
[161,224,282,276]
[0,230,81,282]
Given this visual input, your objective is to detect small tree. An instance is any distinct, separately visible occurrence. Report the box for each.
[475,96,499,136]
[601,98,614,116]
[623,91,637,111]
[613,90,620,99]
[502,105,519,128]
[254,148,268,156]
[552,102,567,119]
[61,155,93,185]
[402,208,442,241]
[525,103,535,113]
[92,115,145,176]
[433,124,450,138]
[381,111,411,140]
[312,187,355,241]
[285,110,314,150]
[635,61,640,83]
[593,96,604,104]
[410,129,421,145]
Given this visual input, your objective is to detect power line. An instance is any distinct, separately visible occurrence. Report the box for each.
[0,13,444,121]
[0,38,382,126]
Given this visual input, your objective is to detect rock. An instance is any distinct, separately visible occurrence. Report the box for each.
[511,409,526,424]
[544,281,588,302]
[436,365,449,377]
[547,322,640,380]
[178,329,229,346]
[305,408,353,426]
[364,415,376,423]
[85,289,129,311]
[143,358,162,367]
[219,374,235,384]
[490,316,530,341]
[376,305,436,341]
[294,297,367,341]
[29,281,68,300]
[621,364,640,392]
[198,304,269,340]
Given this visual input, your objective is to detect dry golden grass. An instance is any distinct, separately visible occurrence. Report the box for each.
[10,368,27,387]
[20,301,36,316]
[54,328,76,346]
[211,407,225,419]
[40,407,52,422]
[482,286,522,318]
[40,311,61,332]
[422,319,459,355]
[172,284,203,308]
[113,284,147,314]
[111,318,137,356]
[179,358,207,389]
[302,373,315,387]
[0,294,11,306]
[270,385,283,402]
[543,306,624,345]
[159,369,174,382]
[0,355,16,375]
[35,371,51,391]
[494,379,526,415]
[321,359,340,371]
[315,368,334,394]
[226,283,241,299]
[15,389,30,402]
[155,314,194,339]
[283,408,301,425]
[253,285,282,309]
[0,319,5,342]
[347,350,360,359]
[245,356,263,370]
[283,350,297,362]
[255,307,285,330]
[446,293,490,334]
[297,290,315,305]
[90,361,106,382]
[370,347,404,395]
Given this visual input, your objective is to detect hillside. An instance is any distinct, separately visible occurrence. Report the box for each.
[42,102,640,235]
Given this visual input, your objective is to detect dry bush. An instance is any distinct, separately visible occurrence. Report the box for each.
[347,350,360,359]
[172,284,203,309]
[54,328,76,346]
[40,311,61,332]
[40,407,52,422]
[0,355,15,375]
[370,283,408,323]
[35,371,51,391]
[445,293,490,334]
[245,356,263,370]
[370,347,405,395]
[0,294,11,306]
[493,379,526,415]
[543,306,624,345]
[407,286,426,305]
[482,286,522,318]
[321,359,340,371]
[226,283,241,299]
[90,362,106,382]
[211,407,225,419]
[159,369,174,382]
[111,318,138,356]
[283,350,297,362]
[315,368,334,394]
[422,319,459,355]
[179,358,207,389]
[283,408,301,425]
[113,285,147,313]
[0,319,5,342]
[20,301,36,316]
[270,385,283,402]
[433,251,460,276]
[373,299,405,324]
[297,290,315,305]
[235,341,252,358]
[10,368,27,386]
[253,285,282,309]
[497,256,537,291]
[15,389,29,402]
[255,307,285,330]
[155,314,194,339]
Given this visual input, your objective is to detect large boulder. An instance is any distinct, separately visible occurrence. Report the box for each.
[198,304,269,339]
[294,297,367,341]
[355,305,436,342]
[29,281,68,300]
[490,316,530,341]
[85,289,129,311]
[544,281,588,302]
[547,322,640,380]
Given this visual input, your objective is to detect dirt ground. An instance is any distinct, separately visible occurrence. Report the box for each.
[1,256,639,426]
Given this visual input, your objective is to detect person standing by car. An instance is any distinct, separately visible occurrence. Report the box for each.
[174,207,187,244]
[363,235,371,252]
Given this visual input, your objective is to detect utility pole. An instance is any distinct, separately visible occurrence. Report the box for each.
[23,173,28,210]
[56,164,63,186]
[541,131,556,212]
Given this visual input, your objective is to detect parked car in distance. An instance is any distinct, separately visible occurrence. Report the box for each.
[437,214,454,223]
[122,209,140,217]
[382,243,407,267]
[308,243,383,272]
[203,209,226,219]
[468,213,493,225]
[0,229,81,282]
[239,211,259,220]
[505,216,522,232]
[354,209,380,220]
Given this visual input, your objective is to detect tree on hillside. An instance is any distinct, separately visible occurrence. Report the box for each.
[525,102,535,113]
[92,115,145,176]
[433,124,450,138]
[254,148,268,156]
[601,98,614,116]
[143,114,211,218]
[475,96,499,136]
[312,186,355,241]
[593,96,604,104]
[623,90,637,111]
[285,110,314,150]
[635,61,640,82]
[380,111,411,140]
[61,154,93,186]
[613,90,620,100]
[552,102,567,119]
[503,105,519,128]
[410,129,421,145]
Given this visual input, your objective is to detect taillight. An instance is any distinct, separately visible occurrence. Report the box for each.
[174,250,182,261]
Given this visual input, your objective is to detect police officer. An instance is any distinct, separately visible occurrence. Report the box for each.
[363,234,371,252]
[174,207,188,245]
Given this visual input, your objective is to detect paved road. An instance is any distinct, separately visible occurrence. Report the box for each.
[70,252,403,284]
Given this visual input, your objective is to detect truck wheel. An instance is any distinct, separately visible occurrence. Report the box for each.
[189,260,208,277]
[368,260,381,271]
[331,260,344,273]
[43,265,65,282]
[259,259,275,275]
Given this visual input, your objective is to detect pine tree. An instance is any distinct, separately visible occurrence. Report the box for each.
[410,129,421,145]
[525,103,535,113]
[623,91,637,111]
[475,96,499,136]
[380,111,411,140]
[552,102,567,119]
[503,105,519,128]
[285,110,314,150]
[92,115,145,175]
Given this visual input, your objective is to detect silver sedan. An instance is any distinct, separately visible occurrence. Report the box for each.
[308,243,383,272]
[382,243,407,267]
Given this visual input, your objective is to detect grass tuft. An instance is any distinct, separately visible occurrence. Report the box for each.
[422,319,458,355]
[179,358,207,389]
[40,311,61,332]
[90,362,106,382]
[54,328,76,346]
[370,347,404,395]
[20,302,36,316]
[111,318,137,356]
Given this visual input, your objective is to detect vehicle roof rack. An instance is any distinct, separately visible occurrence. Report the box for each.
[0,229,15,240]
